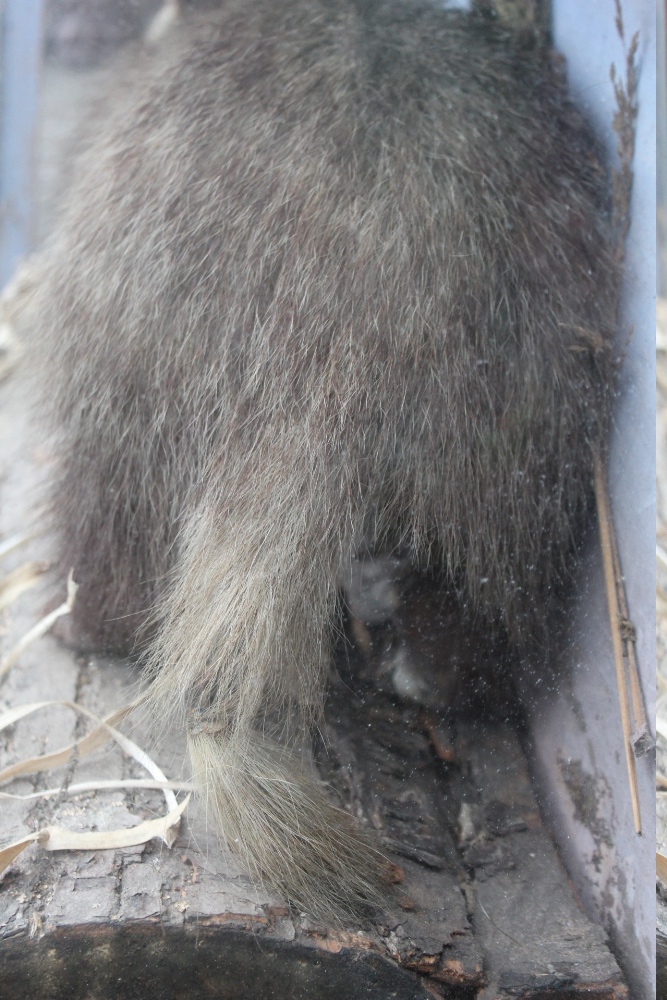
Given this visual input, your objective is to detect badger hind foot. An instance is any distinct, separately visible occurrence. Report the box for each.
[187,725,392,923]
[48,589,153,657]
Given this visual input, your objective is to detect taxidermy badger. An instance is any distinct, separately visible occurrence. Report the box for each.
[29,0,617,919]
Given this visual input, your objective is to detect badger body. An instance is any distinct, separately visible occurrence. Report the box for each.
[30,0,617,918]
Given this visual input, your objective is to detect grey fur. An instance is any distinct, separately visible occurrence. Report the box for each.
[28,0,618,919]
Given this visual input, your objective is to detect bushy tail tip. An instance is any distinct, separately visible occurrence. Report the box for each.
[188,725,392,923]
